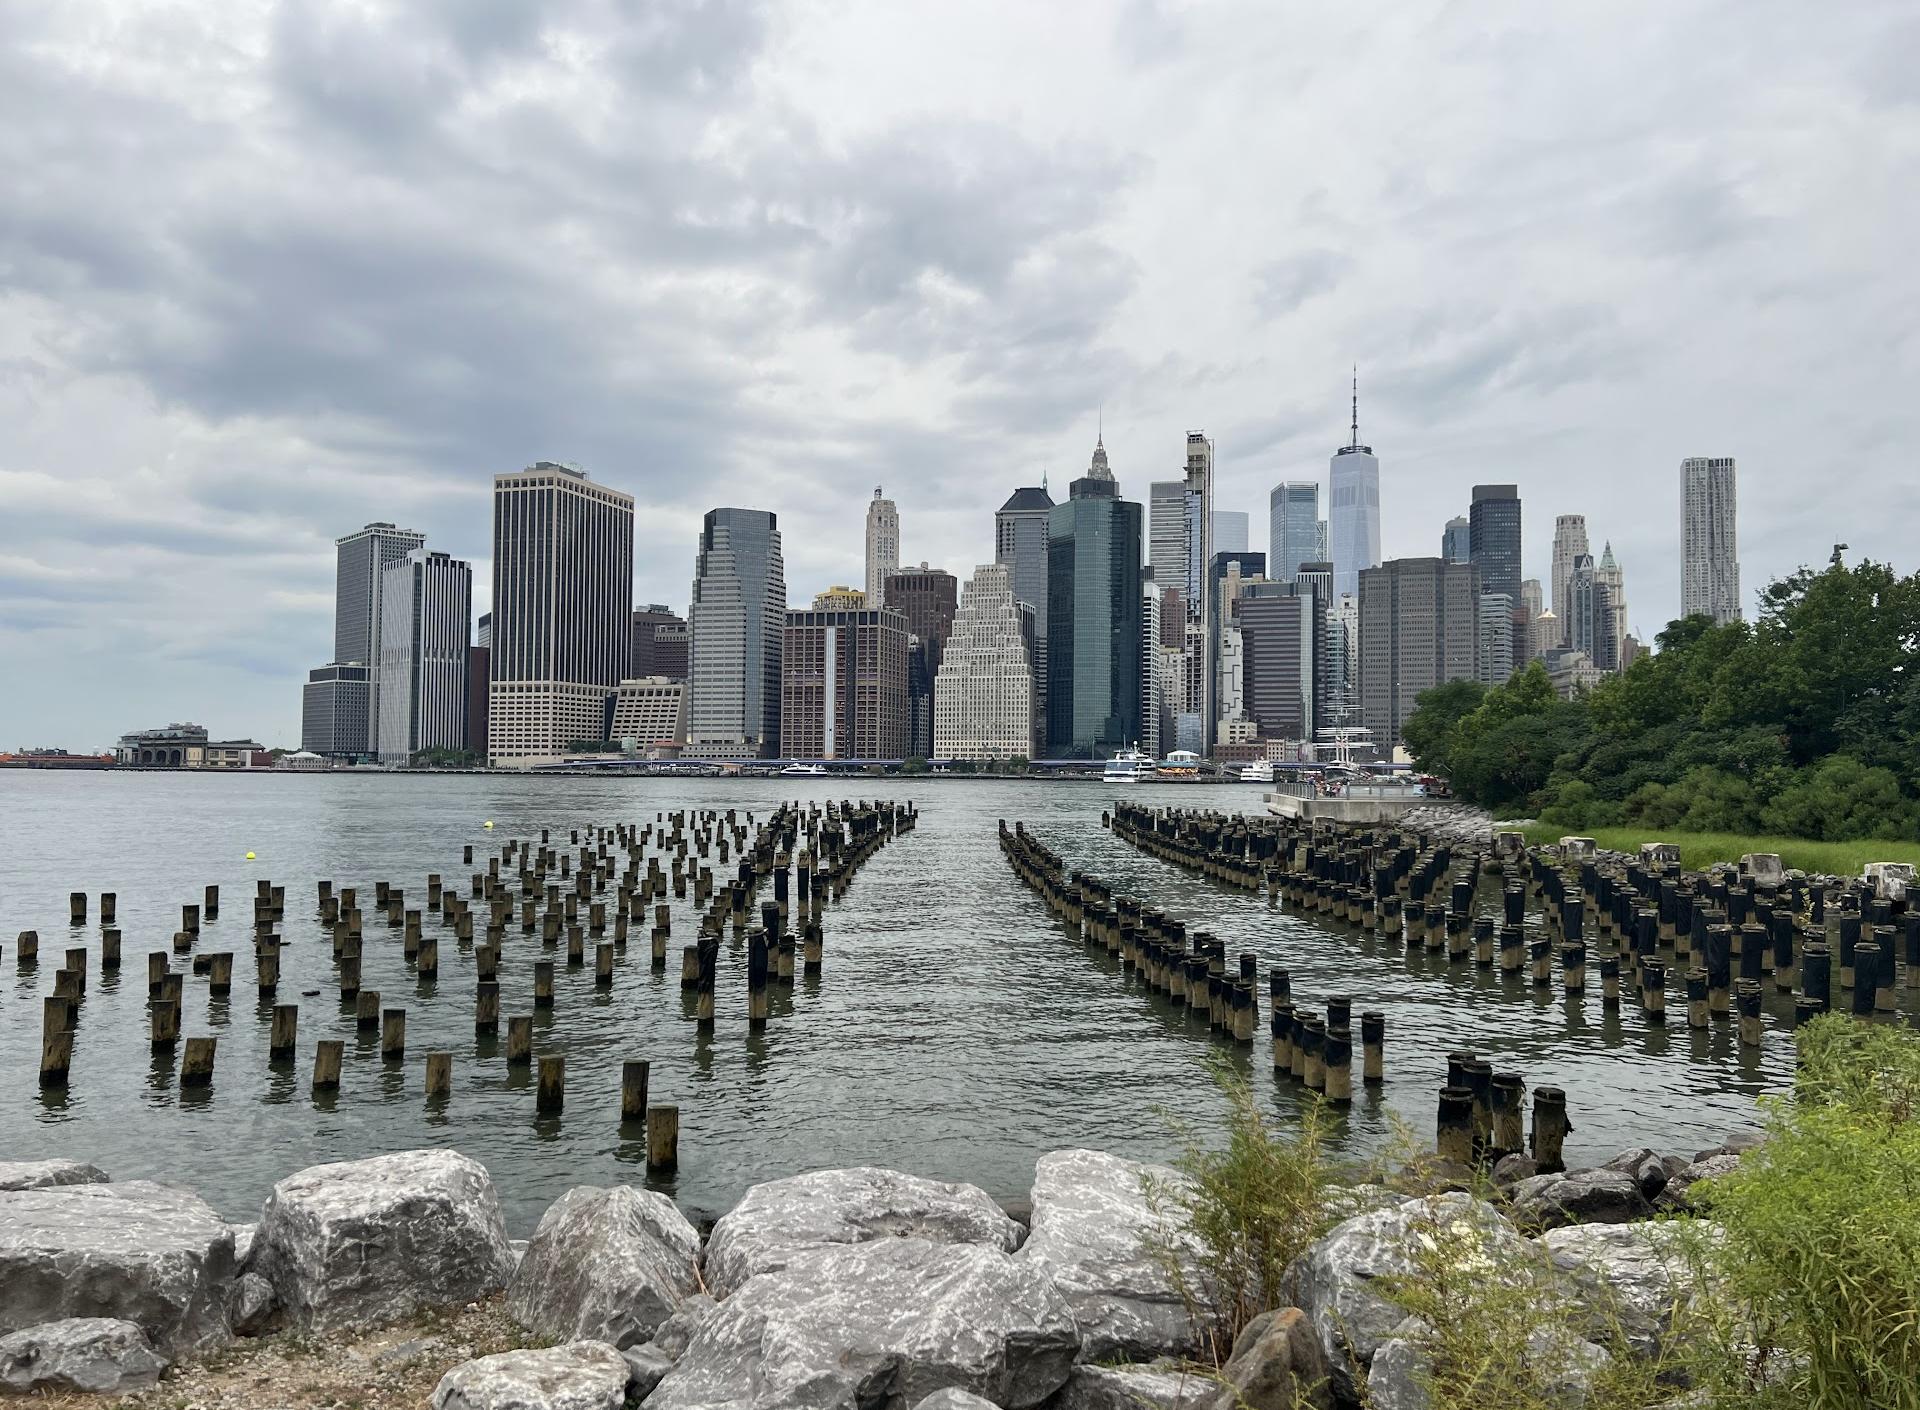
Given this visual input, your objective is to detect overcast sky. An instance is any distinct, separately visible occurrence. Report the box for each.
[4,0,1916,750]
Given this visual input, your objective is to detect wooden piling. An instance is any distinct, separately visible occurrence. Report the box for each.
[151,998,180,1049]
[1490,1072,1526,1156]
[40,997,73,1087]
[208,951,233,996]
[1436,1086,1474,1165]
[69,891,87,926]
[416,936,439,978]
[100,892,116,926]
[622,1060,650,1122]
[475,981,500,1034]
[269,1004,298,1060]
[312,1038,344,1092]
[1360,1011,1385,1084]
[1322,1025,1353,1104]
[381,1008,406,1059]
[180,1036,216,1087]
[534,960,555,1009]
[425,1051,452,1099]
[357,989,381,1031]
[536,1054,564,1113]
[646,1104,679,1170]
[507,1015,533,1065]
[1530,1086,1570,1173]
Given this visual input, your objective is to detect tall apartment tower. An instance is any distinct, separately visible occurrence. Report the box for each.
[1047,439,1144,757]
[1595,544,1627,664]
[865,488,900,610]
[331,521,426,753]
[686,508,787,757]
[934,563,1034,762]
[1477,592,1515,687]
[1268,481,1321,583]
[489,463,635,765]
[1682,457,1741,624]
[995,484,1054,727]
[1328,374,1380,601]
[377,549,472,764]
[779,605,908,760]
[1182,433,1215,744]
[1550,514,1589,628]
[1356,557,1481,751]
[1147,478,1188,597]
[1442,516,1471,564]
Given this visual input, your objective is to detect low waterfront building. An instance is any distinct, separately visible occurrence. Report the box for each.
[116,723,266,768]
[610,677,687,751]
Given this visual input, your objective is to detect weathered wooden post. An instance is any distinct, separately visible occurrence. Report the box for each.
[1530,1086,1570,1173]
[1490,1072,1526,1156]
[425,1051,453,1100]
[622,1060,650,1123]
[381,1008,406,1060]
[40,997,73,1087]
[312,1039,343,1093]
[269,1004,298,1060]
[507,1015,533,1066]
[534,960,555,1009]
[1436,1086,1474,1164]
[537,1054,565,1113]
[356,989,381,1031]
[180,1036,216,1087]
[646,1104,679,1170]
[69,891,87,926]
[151,998,180,1049]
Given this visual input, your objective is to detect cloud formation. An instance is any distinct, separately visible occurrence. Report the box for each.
[3,0,1916,747]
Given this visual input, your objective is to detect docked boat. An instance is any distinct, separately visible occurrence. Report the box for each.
[779,763,829,776]
[1103,745,1157,784]
[1265,712,1424,820]
[1238,759,1275,783]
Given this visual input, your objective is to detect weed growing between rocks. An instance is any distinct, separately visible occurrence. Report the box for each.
[1689,1013,1920,1410]
[1146,1055,1341,1364]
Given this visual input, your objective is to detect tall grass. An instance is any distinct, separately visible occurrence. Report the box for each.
[1515,824,1920,874]
[1145,1056,1340,1362]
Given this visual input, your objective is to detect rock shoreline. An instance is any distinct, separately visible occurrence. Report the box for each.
[0,1138,1753,1408]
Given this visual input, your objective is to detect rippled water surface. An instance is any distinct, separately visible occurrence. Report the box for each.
[1,771,1814,1232]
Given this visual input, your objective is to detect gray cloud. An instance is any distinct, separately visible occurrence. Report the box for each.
[2,0,1917,747]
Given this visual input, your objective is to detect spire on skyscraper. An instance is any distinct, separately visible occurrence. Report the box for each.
[1087,435,1112,481]
[1348,365,1359,450]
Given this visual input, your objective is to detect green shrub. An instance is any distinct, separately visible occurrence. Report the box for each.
[1692,1014,1920,1409]
[1146,1059,1339,1362]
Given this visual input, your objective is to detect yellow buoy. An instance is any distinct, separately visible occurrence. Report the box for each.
[484,820,495,829]
[245,851,256,860]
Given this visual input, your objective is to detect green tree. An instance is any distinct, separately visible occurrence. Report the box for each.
[1400,678,1487,775]
[1761,756,1917,841]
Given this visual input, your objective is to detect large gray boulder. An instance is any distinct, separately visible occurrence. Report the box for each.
[1368,1320,1609,1410]
[1508,1168,1652,1231]
[1654,1154,1741,1212]
[252,1149,515,1332]
[1539,1222,1716,1357]
[0,1180,236,1357]
[650,1292,717,1360]
[432,1340,630,1410]
[0,1159,109,1192]
[648,1237,1078,1410]
[1015,1148,1209,1362]
[0,1317,167,1395]
[1207,1307,1333,1410]
[1599,1148,1673,1202]
[507,1185,701,1348]
[703,1166,1022,1298]
[913,1392,1004,1410]
[1054,1363,1215,1410]
[1281,1194,1532,1405]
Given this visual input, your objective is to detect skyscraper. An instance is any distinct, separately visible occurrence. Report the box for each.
[686,508,786,757]
[1468,485,1523,602]
[1268,481,1321,583]
[629,605,689,681]
[378,549,472,764]
[1357,557,1481,750]
[1595,543,1627,665]
[1293,561,1334,736]
[779,606,908,760]
[934,563,1034,762]
[865,489,899,610]
[489,464,634,766]
[1517,579,1543,665]
[1211,510,1249,555]
[1477,592,1515,688]
[331,521,426,754]
[302,664,370,759]
[1328,374,1380,601]
[1682,457,1741,624]
[1147,479,1188,595]
[995,484,1054,728]
[1550,514,1589,627]
[1047,439,1144,757]
[1237,581,1316,745]
[1183,432,1215,741]
[886,566,958,758]
[1442,516,1471,564]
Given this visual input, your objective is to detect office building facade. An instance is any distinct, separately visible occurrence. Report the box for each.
[331,521,426,754]
[1211,510,1249,555]
[1329,382,1380,601]
[995,484,1054,728]
[629,605,689,681]
[1468,485,1523,602]
[1047,441,1144,757]
[1682,457,1740,624]
[1442,516,1471,564]
[1477,591,1515,687]
[1357,557,1481,750]
[489,463,635,766]
[1237,581,1316,744]
[686,507,787,757]
[934,563,1034,761]
[779,607,908,760]
[1269,481,1321,583]
[378,549,472,764]
[610,677,687,749]
[302,663,371,759]
[1550,514,1589,629]
[865,489,900,610]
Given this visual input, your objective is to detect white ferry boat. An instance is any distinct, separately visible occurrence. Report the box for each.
[1103,745,1157,784]
[779,763,829,776]
[1238,759,1275,783]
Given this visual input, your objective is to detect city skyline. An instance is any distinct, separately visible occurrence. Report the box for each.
[5,3,1913,749]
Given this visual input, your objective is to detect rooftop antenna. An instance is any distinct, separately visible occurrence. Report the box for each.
[1348,365,1359,449]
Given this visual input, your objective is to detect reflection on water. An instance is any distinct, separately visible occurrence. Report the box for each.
[0,770,1863,1232]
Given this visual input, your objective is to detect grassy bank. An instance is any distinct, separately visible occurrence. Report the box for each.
[1516,824,1920,874]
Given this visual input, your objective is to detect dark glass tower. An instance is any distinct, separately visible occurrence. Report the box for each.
[1468,484,1523,602]
[1046,442,1144,758]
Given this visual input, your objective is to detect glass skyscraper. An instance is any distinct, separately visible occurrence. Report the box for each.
[1047,442,1144,758]
[1268,481,1320,582]
[1329,381,1380,601]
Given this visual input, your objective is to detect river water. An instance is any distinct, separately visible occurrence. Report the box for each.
[2,771,1803,1232]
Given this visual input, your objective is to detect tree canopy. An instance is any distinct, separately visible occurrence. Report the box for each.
[1400,551,1920,841]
